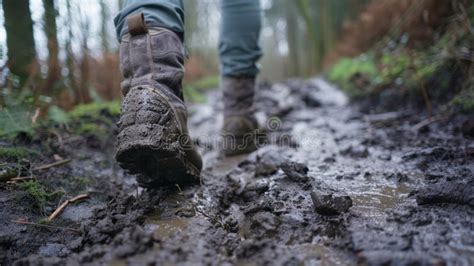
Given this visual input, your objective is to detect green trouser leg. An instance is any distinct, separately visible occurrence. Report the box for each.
[114,0,262,77]
[113,0,185,41]
[219,0,262,77]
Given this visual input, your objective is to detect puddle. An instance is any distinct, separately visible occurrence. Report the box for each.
[350,182,411,213]
[297,243,353,265]
[144,209,190,240]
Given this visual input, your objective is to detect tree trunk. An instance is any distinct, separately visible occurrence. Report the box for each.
[77,5,92,104]
[99,0,110,53]
[286,2,300,76]
[296,0,321,73]
[42,0,60,94]
[2,0,37,86]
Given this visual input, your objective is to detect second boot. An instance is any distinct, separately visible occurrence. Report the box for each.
[221,76,261,156]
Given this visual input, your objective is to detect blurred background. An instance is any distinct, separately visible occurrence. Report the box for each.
[0,0,472,135]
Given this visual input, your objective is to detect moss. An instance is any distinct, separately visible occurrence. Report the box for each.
[328,53,380,97]
[450,85,474,114]
[69,101,121,119]
[380,53,411,80]
[183,86,206,103]
[19,180,63,212]
[183,75,219,103]
[48,105,70,124]
[184,75,219,91]
[72,176,91,186]
[0,146,38,160]
[328,47,446,101]
[329,54,379,83]
[75,123,108,137]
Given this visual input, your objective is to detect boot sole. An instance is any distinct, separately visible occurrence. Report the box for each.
[116,86,201,188]
[117,139,200,188]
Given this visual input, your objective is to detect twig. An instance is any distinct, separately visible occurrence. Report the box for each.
[31,107,40,124]
[175,184,184,196]
[12,219,81,232]
[412,115,447,132]
[47,194,89,222]
[33,159,71,171]
[7,176,36,183]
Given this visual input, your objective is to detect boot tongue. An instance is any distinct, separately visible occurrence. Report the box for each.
[128,12,148,36]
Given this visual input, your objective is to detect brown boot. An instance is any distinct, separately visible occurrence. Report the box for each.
[116,13,202,187]
[221,76,260,156]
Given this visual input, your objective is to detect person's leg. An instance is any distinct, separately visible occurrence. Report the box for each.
[219,0,262,77]
[219,0,263,156]
[114,0,185,41]
[113,2,202,187]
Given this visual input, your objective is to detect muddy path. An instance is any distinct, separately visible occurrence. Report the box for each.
[1,78,473,265]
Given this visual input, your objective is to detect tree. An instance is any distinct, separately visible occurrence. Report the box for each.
[2,0,37,86]
[42,0,60,94]
[285,2,300,76]
[99,0,110,53]
[296,0,321,73]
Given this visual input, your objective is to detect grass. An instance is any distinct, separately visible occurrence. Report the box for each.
[0,108,35,138]
[69,100,121,119]
[328,53,379,97]
[184,75,219,91]
[450,85,474,114]
[327,12,472,115]
[183,75,219,103]
[0,147,38,160]
[74,122,108,137]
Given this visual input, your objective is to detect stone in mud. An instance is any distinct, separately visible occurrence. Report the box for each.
[245,179,270,193]
[416,181,474,207]
[254,160,278,177]
[310,192,352,216]
[38,243,69,257]
[302,93,322,107]
[340,145,369,158]
[323,156,336,163]
[280,161,309,182]
[402,146,452,161]
[67,237,84,252]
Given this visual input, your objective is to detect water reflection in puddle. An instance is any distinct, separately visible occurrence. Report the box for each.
[350,182,412,216]
[144,209,190,240]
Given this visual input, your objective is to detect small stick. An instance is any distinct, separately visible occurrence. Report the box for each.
[31,107,40,124]
[33,159,72,171]
[12,220,81,232]
[47,194,89,222]
[7,176,36,183]
[412,115,446,132]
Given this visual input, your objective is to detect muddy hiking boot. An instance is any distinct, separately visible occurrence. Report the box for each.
[116,13,202,188]
[222,76,262,156]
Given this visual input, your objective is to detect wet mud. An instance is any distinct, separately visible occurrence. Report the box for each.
[1,78,473,265]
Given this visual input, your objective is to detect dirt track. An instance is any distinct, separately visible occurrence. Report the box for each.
[1,78,473,265]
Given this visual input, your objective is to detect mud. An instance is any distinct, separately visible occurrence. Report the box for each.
[1,77,473,265]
